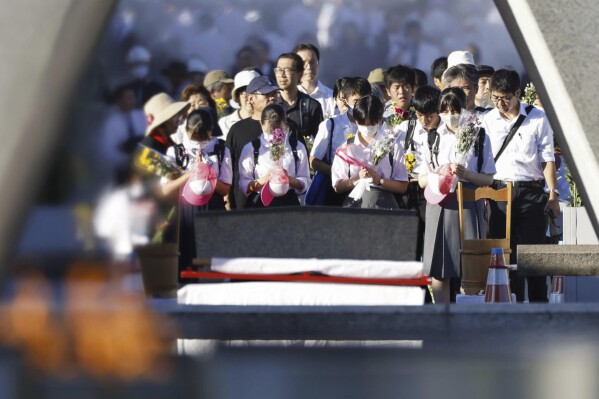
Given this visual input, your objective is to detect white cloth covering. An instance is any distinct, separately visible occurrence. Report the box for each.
[210,257,423,279]
[178,281,424,306]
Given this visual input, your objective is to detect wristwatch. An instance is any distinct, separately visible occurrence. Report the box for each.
[549,188,560,196]
[379,178,385,186]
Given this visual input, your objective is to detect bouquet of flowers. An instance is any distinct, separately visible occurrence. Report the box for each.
[522,82,537,106]
[385,103,413,128]
[214,98,229,119]
[370,130,396,166]
[405,153,416,174]
[270,128,286,162]
[133,145,184,180]
[450,109,482,192]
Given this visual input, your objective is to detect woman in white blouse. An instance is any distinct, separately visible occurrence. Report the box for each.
[416,86,496,303]
[238,103,311,208]
[331,95,408,209]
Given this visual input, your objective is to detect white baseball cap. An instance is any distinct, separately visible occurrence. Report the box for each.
[233,70,260,98]
[446,50,475,69]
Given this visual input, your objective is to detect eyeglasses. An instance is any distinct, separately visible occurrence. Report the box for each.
[274,67,296,75]
[491,94,515,104]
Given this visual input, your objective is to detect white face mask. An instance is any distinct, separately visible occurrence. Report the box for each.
[440,113,460,130]
[357,124,378,137]
[130,65,149,80]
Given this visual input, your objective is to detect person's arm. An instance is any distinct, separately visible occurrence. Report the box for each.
[334,175,360,193]
[452,164,494,187]
[246,174,270,194]
[538,112,560,217]
[159,172,190,202]
[216,147,233,197]
[331,147,359,193]
[310,118,333,174]
[542,161,560,217]
[365,166,408,194]
[214,181,231,197]
[418,173,429,189]
[291,143,311,193]
[286,174,303,191]
[310,157,331,175]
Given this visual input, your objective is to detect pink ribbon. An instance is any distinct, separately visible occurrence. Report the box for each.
[335,146,366,169]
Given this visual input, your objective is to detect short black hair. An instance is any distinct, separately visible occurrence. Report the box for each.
[476,64,495,77]
[333,77,349,99]
[352,95,384,125]
[439,87,466,113]
[490,68,520,94]
[292,43,320,61]
[276,52,304,72]
[413,68,428,87]
[385,65,416,88]
[342,77,371,99]
[443,64,479,88]
[261,103,287,130]
[413,85,441,115]
[187,108,213,140]
[431,57,448,80]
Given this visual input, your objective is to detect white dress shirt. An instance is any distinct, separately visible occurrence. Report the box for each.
[238,134,311,195]
[311,112,356,163]
[483,102,554,181]
[395,119,427,178]
[331,128,409,187]
[298,80,337,118]
[417,122,496,179]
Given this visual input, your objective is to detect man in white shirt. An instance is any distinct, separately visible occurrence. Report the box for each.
[293,43,337,118]
[484,68,560,303]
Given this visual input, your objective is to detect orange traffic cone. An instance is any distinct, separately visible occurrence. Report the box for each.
[549,276,565,304]
[484,248,512,303]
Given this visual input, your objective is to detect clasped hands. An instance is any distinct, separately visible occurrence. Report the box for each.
[358,166,380,185]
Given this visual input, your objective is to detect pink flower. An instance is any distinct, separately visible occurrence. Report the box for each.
[272,128,285,144]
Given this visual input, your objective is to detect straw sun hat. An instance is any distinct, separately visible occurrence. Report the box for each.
[143,93,190,136]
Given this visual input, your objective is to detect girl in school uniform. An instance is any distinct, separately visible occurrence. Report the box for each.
[238,103,311,208]
[416,86,496,303]
[331,95,408,209]
[160,108,233,270]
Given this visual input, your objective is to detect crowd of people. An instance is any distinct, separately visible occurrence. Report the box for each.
[95,25,564,304]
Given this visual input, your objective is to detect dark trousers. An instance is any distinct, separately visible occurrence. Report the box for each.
[488,185,548,302]
[396,182,426,261]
